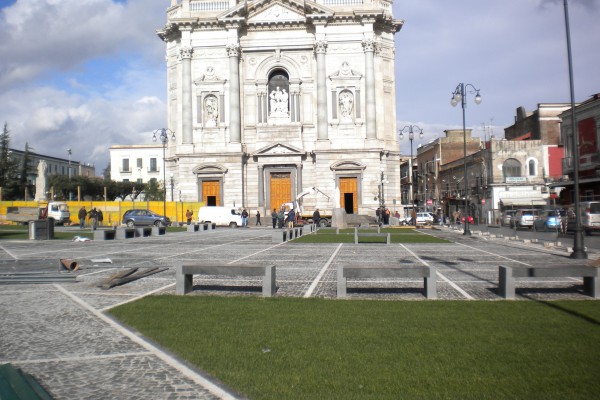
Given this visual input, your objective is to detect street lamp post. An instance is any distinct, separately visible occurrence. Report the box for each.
[399,125,424,218]
[451,83,482,236]
[169,173,175,202]
[563,0,587,259]
[152,128,176,218]
[67,148,72,200]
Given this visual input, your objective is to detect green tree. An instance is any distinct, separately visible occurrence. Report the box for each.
[18,142,34,199]
[102,162,111,181]
[144,178,164,201]
[0,123,19,199]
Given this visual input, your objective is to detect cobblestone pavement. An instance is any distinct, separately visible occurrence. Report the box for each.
[0,226,598,399]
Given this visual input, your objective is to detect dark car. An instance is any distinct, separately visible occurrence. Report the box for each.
[122,209,171,227]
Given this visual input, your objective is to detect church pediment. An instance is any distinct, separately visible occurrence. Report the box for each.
[248,4,305,24]
[253,143,305,157]
[192,163,228,175]
[218,0,333,26]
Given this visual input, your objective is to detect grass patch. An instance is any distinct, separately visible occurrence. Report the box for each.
[295,228,450,243]
[110,297,600,399]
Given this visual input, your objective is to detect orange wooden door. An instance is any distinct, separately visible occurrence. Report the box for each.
[339,177,358,213]
[270,173,292,211]
[202,181,220,206]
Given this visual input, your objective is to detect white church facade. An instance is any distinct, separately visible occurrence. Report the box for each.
[157,0,402,216]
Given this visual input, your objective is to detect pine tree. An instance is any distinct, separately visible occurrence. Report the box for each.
[0,122,18,193]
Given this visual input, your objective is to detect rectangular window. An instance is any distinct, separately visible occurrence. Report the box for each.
[137,178,143,184]
[137,158,143,169]
[122,159,130,172]
[150,158,157,172]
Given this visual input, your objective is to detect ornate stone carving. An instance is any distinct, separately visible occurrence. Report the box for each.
[204,94,219,127]
[361,39,375,52]
[314,40,328,54]
[338,90,354,122]
[269,86,289,117]
[226,43,240,57]
[180,46,193,59]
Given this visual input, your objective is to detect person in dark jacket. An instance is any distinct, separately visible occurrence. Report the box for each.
[286,209,295,229]
[271,208,277,228]
[78,207,86,229]
[312,209,320,227]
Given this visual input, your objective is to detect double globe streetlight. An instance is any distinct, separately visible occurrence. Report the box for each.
[152,128,175,218]
[399,125,423,218]
[451,83,482,235]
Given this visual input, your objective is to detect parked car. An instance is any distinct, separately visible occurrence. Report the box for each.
[510,209,539,229]
[533,209,565,231]
[501,210,517,227]
[122,209,171,227]
[415,212,434,225]
[567,201,600,235]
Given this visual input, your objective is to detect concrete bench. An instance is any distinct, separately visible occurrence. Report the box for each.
[135,227,153,237]
[354,231,390,244]
[152,226,166,236]
[337,264,436,299]
[93,229,116,241]
[498,264,599,299]
[302,224,316,234]
[115,227,136,239]
[175,263,276,297]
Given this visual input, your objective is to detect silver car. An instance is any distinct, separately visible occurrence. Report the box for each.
[501,210,517,227]
[510,209,539,229]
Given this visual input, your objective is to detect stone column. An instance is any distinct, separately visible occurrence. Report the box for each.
[362,38,376,139]
[297,163,303,194]
[227,43,241,143]
[314,40,328,140]
[181,46,193,144]
[258,165,264,207]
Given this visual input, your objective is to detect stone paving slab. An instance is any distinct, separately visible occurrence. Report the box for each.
[0,226,598,399]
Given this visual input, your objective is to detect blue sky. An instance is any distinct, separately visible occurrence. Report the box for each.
[1,0,599,173]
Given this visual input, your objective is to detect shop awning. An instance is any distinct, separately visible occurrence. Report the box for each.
[499,198,547,206]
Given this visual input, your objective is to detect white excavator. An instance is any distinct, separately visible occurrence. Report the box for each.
[281,187,332,227]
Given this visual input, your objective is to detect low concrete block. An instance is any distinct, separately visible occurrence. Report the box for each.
[272,230,287,243]
[93,229,116,241]
[115,228,135,239]
[152,226,166,236]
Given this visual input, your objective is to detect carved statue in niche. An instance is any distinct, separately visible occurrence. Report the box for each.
[34,160,48,201]
[204,95,219,127]
[269,86,289,117]
[338,90,354,122]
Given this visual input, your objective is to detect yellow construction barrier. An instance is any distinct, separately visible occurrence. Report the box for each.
[0,200,204,226]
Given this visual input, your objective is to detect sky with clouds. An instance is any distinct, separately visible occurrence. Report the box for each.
[0,0,598,173]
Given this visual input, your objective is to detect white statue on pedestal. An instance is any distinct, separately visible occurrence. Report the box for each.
[269,86,289,117]
[35,160,48,201]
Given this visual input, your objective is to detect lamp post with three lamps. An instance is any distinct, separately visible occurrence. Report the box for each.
[152,128,175,218]
[399,125,423,219]
[451,83,482,235]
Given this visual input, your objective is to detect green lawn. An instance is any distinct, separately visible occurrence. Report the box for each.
[110,297,600,399]
[295,227,450,243]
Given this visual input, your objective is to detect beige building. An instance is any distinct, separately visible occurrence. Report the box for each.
[157,0,402,215]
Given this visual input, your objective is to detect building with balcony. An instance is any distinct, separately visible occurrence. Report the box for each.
[156,0,402,217]
[558,93,600,203]
[109,145,163,186]
[9,148,95,186]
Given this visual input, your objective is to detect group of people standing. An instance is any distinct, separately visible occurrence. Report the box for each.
[77,206,103,230]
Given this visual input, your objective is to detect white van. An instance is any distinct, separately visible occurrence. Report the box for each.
[197,206,243,228]
[567,201,600,235]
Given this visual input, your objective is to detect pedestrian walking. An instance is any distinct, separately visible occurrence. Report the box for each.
[88,208,98,231]
[78,206,86,229]
[271,208,277,228]
[185,209,193,225]
[256,210,262,226]
[97,209,103,227]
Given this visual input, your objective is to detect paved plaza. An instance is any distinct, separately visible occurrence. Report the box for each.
[1,227,598,399]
